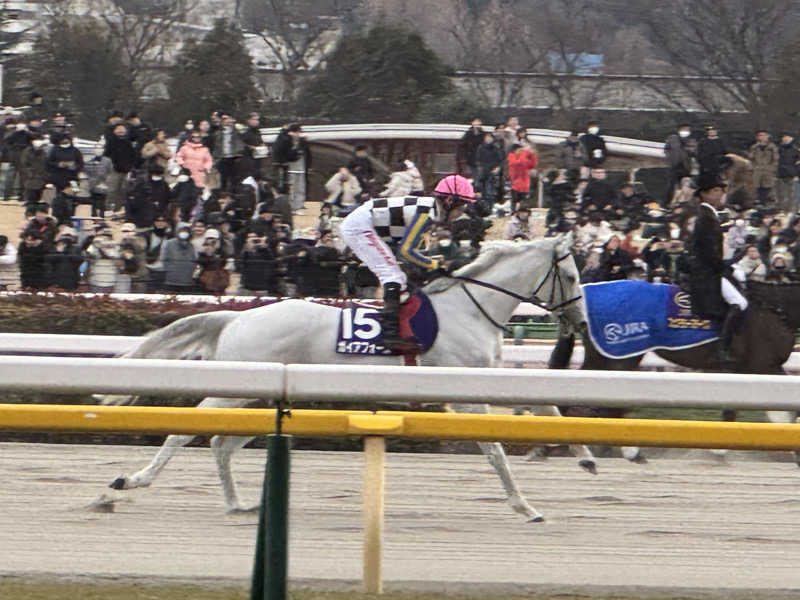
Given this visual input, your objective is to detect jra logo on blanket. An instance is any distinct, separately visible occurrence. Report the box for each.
[603,321,649,343]
[337,307,392,355]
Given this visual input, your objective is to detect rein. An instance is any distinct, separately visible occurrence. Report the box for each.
[448,252,583,331]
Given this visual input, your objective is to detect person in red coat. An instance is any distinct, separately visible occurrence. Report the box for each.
[507,143,538,212]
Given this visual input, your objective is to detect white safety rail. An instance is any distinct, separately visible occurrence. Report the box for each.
[256,123,666,159]
[0,355,797,410]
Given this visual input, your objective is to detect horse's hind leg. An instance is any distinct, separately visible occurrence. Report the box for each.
[529,405,597,474]
[210,434,257,512]
[110,433,196,490]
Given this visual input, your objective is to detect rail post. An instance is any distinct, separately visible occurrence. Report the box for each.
[363,436,385,594]
[251,404,291,600]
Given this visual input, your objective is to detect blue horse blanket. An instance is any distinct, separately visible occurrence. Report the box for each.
[583,280,719,359]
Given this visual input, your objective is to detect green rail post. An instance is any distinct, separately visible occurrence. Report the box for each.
[251,405,291,600]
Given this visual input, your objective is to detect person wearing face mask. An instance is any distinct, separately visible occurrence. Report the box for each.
[127,165,170,229]
[171,167,201,224]
[663,124,693,208]
[143,214,172,291]
[175,128,213,189]
[159,222,198,294]
[177,119,195,149]
[45,135,83,202]
[2,120,31,201]
[579,122,607,178]
[19,135,48,209]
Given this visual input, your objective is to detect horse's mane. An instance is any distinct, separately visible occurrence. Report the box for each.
[423,238,556,295]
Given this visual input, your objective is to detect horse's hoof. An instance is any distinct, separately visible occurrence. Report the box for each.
[227,504,261,514]
[579,459,598,475]
[528,515,545,523]
[629,453,648,464]
[109,477,127,490]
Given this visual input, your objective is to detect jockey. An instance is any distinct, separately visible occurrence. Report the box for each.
[340,174,476,352]
[687,174,748,367]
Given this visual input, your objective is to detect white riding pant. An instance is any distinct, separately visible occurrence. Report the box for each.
[340,203,406,288]
[721,277,748,310]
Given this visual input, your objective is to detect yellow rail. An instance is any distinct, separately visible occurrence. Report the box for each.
[2,404,800,451]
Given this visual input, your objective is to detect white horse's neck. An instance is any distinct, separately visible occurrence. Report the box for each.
[426,239,559,329]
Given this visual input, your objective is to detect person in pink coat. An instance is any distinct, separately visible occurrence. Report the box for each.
[175,129,213,188]
[507,143,538,212]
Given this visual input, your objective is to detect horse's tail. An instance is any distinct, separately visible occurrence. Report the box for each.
[548,333,575,369]
[99,311,239,406]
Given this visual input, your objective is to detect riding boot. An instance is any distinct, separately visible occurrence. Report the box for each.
[381,283,423,354]
[716,305,744,370]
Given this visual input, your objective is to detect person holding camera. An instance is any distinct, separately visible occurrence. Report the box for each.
[116,222,148,293]
[46,227,82,291]
[19,230,48,290]
[195,228,230,294]
[237,230,277,295]
[83,225,119,293]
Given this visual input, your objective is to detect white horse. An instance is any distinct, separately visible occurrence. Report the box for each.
[102,235,588,522]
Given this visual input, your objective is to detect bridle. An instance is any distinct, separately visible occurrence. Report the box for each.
[448,252,583,332]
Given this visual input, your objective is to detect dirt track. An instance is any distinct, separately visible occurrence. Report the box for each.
[3,443,800,597]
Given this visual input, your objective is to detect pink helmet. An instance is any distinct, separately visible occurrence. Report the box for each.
[434,174,476,202]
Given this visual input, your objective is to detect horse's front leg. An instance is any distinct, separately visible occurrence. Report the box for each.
[210,434,258,512]
[451,403,544,522]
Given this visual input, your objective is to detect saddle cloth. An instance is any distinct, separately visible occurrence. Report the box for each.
[584,280,719,359]
[336,291,439,356]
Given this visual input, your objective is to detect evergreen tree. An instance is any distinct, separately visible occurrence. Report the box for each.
[23,19,134,134]
[298,24,457,122]
[168,19,258,125]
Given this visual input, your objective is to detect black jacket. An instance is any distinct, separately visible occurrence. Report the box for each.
[239,245,277,292]
[45,144,83,190]
[475,141,504,172]
[581,179,616,214]
[128,178,170,228]
[105,135,137,173]
[46,244,82,290]
[778,142,800,178]
[688,203,726,318]
[271,129,299,164]
[459,127,485,168]
[579,133,606,167]
[696,137,727,176]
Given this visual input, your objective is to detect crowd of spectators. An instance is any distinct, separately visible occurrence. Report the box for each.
[0,96,797,298]
[458,115,800,288]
